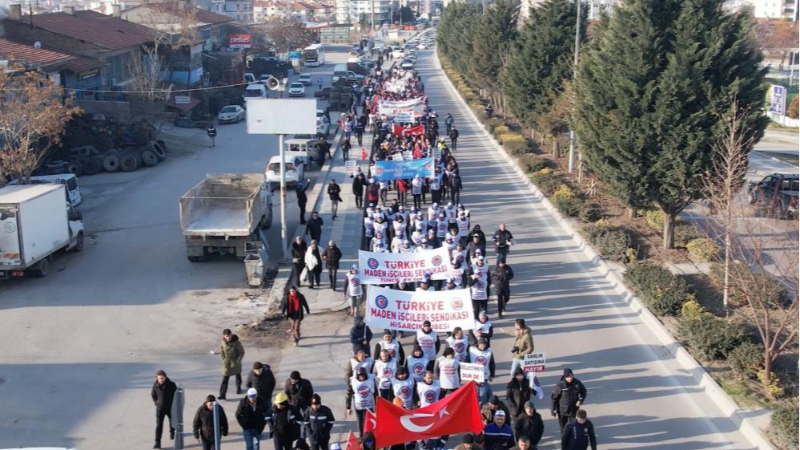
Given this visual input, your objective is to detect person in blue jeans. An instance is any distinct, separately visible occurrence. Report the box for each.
[236,388,271,450]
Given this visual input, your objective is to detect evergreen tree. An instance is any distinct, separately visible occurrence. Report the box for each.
[501,0,585,126]
[575,0,767,249]
[471,0,519,109]
[438,3,481,75]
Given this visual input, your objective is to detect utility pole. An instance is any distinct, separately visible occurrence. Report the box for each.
[567,0,581,173]
[372,0,376,31]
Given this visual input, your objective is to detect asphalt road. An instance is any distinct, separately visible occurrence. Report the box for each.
[0,40,762,450]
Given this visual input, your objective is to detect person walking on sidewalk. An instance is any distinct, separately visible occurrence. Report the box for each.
[305,212,324,244]
[282,286,310,346]
[353,172,366,209]
[322,240,342,290]
[342,139,352,162]
[345,265,364,316]
[305,239,323,288]
[304,394,335,450]
[449,126,459,152]
[297,180,310,225]
[551,369,587,434]
[493,224,514,264]
[292,237,308,287]
[561,409,596,450]
[193,395,228,450]
[207,124,217,148]
[491,261,514,317]
[445,113,454,135]
[236,388,270,450]
[246,361,276,402]
[328,179,342,219]
[412,175,423,210]
[271,392,302,450]
[285,371,315,413]
[151,369,177,449]
[219,328,245,400]
[350,315,373,354]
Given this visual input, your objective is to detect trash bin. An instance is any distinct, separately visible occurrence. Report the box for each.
[244,252,265,287]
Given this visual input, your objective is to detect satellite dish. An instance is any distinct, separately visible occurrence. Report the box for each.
[34,41,42,48]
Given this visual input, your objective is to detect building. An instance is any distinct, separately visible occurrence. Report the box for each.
[0,37,106,96]
[339,0,390,24]
[335,0,350,22]
[195,0,254,23]
[254,1,292,21]
[3,6,153,94]
[519,0,620,23]
[754,0,798,20]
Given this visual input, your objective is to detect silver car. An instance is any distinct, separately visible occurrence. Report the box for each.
[217,105,245,123]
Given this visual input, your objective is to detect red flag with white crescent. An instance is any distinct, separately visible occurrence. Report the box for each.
[375,382,483,448]
[364,409,377,435]
[346,431,360,450]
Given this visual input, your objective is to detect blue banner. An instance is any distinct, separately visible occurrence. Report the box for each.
[373,157,435,181]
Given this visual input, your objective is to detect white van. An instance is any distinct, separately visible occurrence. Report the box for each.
[332,64,348,84]
[243,84,267,101]
[12,173,82,207]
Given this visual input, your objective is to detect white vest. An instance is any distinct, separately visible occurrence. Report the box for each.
[457,218,471,237]
[350,357,374,375]
[417,380,441,407]
[391,377,416,409]
[469,347,493,379]
[437,357,460,389]
[446,335,470,362]
[473,320,492,339]
[416,330,438,361]
[364,217,374,238]
[446,207,457,223]
[379,340,402,360]
[436,220,448,238]
[406,356,429,382]
[346,273,363,297]
[471,274,488,300]
[374,359,398,389]
[350,376,376,410]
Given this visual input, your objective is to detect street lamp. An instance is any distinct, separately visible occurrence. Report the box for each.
[568,0,581,173]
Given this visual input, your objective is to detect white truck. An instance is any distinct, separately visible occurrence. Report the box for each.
[180,174,273,262]
[0,184,84,278]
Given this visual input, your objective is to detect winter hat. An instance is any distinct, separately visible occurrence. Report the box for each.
[205,395,216,403]
[563,368,574,377]
[524,400,535,409]
[253,361,264,370]
[247,388,258,398]
[462,434,475,444]
[351,264,358,270]
[383,329,392,336]
[488,395,500,405]
[513,367,525,376]
[290,371,301,380]
[354,315,363,324]
[422,320,432,327]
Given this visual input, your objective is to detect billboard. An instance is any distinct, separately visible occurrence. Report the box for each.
[229,34,252,49]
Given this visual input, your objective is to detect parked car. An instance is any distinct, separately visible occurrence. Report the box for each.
[747,173,799,219]
[298,73,312,85]
[217,105,245,123]
[288,82,306,97]
[401,61,415,70]
[265,155,305,189]
[347,71,365,83]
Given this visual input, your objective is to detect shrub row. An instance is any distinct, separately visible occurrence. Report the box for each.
[625,263,688,316]
[709,261,791,308]
[585,223,632,262]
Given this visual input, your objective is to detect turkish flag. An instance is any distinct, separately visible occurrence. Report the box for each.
[375,382,483,448]
[364,409,377,435]
[346,431,360,450]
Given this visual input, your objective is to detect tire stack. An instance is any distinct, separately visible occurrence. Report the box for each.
[66,141,167,176]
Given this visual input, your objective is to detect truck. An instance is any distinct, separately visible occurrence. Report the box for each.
[0,184,84,278]
[747,173,799,220]
[179,174,273,262]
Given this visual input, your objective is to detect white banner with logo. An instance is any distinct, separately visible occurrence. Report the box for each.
[379,100,425,118]
[365,286,474,332]
[359,247,450,284]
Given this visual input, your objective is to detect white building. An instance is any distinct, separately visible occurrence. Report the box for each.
[753,0,799,20]
[335,0,390,24]
[520,0,619,23]
[195,0,254,23]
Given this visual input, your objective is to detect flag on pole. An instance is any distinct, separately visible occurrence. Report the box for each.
[364,409,377,435]
[375,382,483,448]
[346,431,360,450]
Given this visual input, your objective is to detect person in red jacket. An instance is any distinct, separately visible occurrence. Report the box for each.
[397,179,409,207]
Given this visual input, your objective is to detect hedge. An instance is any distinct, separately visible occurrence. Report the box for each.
[709,261,790,308]
[518,154,547,173]
[484,118,505,133]
[553,196,581,217]
[493,125,510,136]
[727,342,762,380]
[771,403,799,449]
[585,224,631,262]
[578,203,604,222]
[679,314,746,360]
[498,133,528,154]
[625,263,689,316]
[686,238,720,262]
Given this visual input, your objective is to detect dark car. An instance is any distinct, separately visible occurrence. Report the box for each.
[748,173,799,219]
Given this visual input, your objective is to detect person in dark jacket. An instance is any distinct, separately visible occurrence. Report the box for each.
[322,240,343,290]
[561,409,596,450]
[506,367,531,419]
[297,180,310,224]
[151,369,177,449]
[551,368,587,434]
[304,393,335,450]
[305,211,324,243]
[350,315,373,354]
[271,392,301,450]
[282,286,311,345]
[236,388,271,450]
[246,361,276,401]
[207,124,217,148]
[466,234,486,265]
[448,171,463,204]
[193,395,228,450]
[492,224,514,264]
[328,179,343,219]
[491,261,514,317]
[352,172,367,209]
[479,410,514,450]
[292,237,308,287]
[448,126,459,152]
[514,401,544,449]
[284,371,315,413]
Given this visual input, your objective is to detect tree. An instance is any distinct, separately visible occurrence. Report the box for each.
[789,95,799,119]
[471,0,519,112]
[0,67,80,184]
[574,0,768,248]
[437,3,481,76]
[501,0,585,126]
[397,6,416,24]
[267,18,316,53]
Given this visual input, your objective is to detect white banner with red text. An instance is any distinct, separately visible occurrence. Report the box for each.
[359,247,450,284]
[365,285,475,332]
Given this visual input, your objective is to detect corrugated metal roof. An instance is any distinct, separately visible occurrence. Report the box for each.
[0,38,73,67]
[24,10,152,50]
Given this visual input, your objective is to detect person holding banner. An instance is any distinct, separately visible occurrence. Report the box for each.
[416,320,441,370]
[374,329,405,365]
[412,175,423,210]
[470,338,496,401]
[345,368,376,436]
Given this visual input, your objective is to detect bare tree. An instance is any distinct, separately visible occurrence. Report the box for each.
[702,100,754,309]
[0,66,80,184]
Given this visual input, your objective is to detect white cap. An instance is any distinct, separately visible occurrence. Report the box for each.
[247,388,258,398]
[330,444,342,450]
[495,410,506,418]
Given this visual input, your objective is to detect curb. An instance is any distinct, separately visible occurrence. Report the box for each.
[434,54,776,450]
[265,125,345,317]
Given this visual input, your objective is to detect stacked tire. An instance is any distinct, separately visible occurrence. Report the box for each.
[65,141,167,175]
